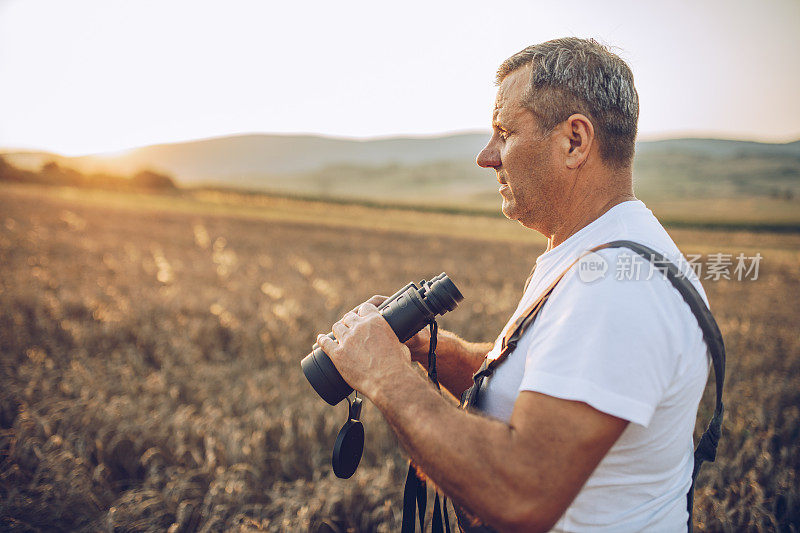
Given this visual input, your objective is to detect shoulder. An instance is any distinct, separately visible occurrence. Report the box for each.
[548,246,698,319]
[518,245,707,426]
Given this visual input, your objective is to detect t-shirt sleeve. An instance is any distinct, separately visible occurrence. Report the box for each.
[518,249,680,427]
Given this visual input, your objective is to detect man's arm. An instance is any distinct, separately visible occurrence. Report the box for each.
[318,304,628,533]
[406,327,491,397]
[375,370,628,532]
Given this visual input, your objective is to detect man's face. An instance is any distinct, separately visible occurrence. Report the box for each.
[476,65,561,231]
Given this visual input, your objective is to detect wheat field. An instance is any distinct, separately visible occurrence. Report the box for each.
[1,185,798,531]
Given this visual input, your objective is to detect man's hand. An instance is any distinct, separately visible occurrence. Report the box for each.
[356,295,432,365]
[317,302,413,400]
[331,294,488,397]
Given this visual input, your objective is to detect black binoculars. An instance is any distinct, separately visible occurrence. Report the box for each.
[301,273,464,405]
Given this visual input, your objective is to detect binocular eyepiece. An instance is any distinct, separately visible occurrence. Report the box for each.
[301,273,464,405]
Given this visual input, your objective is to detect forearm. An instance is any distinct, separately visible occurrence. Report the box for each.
[319,305,624,532]
[370,363,554,532]
[414,329,491,398]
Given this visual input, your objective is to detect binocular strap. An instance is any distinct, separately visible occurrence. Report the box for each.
[453,240,725,532]
[401,319,454,533]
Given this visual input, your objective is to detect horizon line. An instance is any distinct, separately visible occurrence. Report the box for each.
[1,129,798,158]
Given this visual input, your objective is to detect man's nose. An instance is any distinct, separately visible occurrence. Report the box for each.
[476,141,500,169]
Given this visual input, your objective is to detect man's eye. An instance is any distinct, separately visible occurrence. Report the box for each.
[492,124,510,141]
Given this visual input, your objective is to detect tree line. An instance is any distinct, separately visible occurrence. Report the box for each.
[0,156,177,192]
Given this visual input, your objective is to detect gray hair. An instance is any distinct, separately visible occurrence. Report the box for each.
[497,38,639,168]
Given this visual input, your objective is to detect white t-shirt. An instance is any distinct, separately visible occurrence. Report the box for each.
[477,200,710,532]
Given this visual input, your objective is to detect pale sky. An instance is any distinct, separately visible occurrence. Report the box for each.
[1,0,799,156]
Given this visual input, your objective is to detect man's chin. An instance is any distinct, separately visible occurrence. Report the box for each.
[502,203,538,229]
[500,201,517,221]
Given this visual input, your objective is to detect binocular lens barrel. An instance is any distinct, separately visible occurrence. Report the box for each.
[301,273,464,405]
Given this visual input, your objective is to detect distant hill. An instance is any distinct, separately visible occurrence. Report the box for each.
[636,138,800,158]
[0,133,489,183]
[2,133,798,207]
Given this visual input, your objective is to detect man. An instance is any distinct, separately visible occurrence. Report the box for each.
[317,38,711,532]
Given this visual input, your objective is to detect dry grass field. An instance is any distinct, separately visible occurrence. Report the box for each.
[1,184,798,531]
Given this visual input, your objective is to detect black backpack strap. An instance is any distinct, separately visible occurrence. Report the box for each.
[594,240,725,531]
[451,240,723,532]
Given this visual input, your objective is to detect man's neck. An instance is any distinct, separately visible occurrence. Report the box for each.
[545,192,637,252]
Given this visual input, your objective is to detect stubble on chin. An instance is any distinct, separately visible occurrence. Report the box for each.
[500,198,514,221]
[499,187,517,221]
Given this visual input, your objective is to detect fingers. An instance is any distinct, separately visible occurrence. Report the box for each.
[340,311,358,327]
[351,295,387,314]
[366,294,387,307]
[324,303,381,353]
[317,333,337,354]
[332,321,349,341]
[357,302,379,317]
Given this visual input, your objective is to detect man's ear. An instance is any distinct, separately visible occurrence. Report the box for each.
[564,114,594,169]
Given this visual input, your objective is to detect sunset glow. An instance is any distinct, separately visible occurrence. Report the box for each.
[1,0,798,156]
